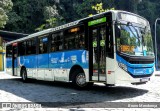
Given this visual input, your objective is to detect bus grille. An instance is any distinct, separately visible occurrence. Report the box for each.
[129,61,154,64]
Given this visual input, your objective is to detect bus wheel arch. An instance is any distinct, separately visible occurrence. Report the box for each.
[69,65,84,81]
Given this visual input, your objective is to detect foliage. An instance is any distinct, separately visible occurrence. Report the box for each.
[0,0,13,28]
[5,0,48,33]
[2,0,160,39]
[75,0,102,19]
[35,4,66,31]
[120,30,137,46]
[90,2,115,16]
[35,18,57,31]
[120,30,130,45]
[143,31,153,52]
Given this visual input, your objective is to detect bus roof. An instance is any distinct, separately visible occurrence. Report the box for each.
[6,10,147,45]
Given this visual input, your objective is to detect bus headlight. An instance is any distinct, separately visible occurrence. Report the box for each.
[118,62,127,72]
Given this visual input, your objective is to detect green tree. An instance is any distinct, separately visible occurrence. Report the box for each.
[144,31,153,52]
[0,0,13,28]
[5,0,49,33]
[35,4,64,31]
[75,0,102,18]
[59,0,85,22]
[89,2,115,17]
[120,30,130,45]
[35,18,57,31]
[3,0,160,39]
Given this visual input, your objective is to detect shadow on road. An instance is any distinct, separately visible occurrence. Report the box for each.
[0,77,149,108]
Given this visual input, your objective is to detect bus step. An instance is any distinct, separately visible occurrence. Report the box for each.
[93,73,106,77]
[92,75,106,81]
[90,81,105,83]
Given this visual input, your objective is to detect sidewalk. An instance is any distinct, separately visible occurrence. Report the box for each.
[0,72,20,79]
[0,71,5,74]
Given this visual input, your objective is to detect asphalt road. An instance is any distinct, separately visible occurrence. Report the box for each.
[0,72,160,110]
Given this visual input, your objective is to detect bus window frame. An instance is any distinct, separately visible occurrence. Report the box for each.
[106,21,114,59]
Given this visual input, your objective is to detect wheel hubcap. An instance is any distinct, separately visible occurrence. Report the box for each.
[76,74,86,86]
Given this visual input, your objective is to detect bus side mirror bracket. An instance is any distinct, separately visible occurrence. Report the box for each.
[115,25,121,38]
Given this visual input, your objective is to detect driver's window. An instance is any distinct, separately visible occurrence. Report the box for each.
[116,25,136,54]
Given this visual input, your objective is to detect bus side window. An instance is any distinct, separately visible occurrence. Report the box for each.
[68,36,75,49]
[51,41,56,52]
[38,36,48,54]
[25,38,36,55]
[6,45,12,57]
[64,25,85,50]
[18,41,26,56]
[79,34,85,48]
[58,35,63,50]
[39,43,43,54]
[75,35,79,49]
[51,32,63,52]
[64,39,68,49]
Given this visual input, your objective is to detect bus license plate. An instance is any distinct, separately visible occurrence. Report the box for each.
[140,78,149,82]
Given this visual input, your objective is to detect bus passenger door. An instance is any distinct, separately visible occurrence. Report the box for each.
[89,24,106,82]
[12,44,18,76]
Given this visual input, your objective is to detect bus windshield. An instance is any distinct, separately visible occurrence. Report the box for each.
[116,23,154,56]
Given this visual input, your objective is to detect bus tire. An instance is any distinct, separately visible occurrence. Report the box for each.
[21,68,28,82]
[72,70,89,89]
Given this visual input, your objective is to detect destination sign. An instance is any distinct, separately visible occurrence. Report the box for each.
[120,45,135,52]
[118,12,148,26]
[88,17,106,26]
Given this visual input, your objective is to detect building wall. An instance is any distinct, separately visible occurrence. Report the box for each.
[0,50,5,71]
[0,37,5,71]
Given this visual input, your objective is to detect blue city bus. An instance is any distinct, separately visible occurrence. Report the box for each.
[6,10,155,88]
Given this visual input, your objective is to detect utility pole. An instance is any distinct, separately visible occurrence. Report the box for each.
[155,18,160,70]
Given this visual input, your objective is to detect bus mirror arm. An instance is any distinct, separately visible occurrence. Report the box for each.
[115,25,121,38]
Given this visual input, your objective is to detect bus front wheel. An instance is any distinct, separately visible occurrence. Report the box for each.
[21,68,28,82]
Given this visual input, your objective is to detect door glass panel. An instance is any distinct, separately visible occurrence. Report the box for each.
[99,26,106,74]
[92,29,98,71]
